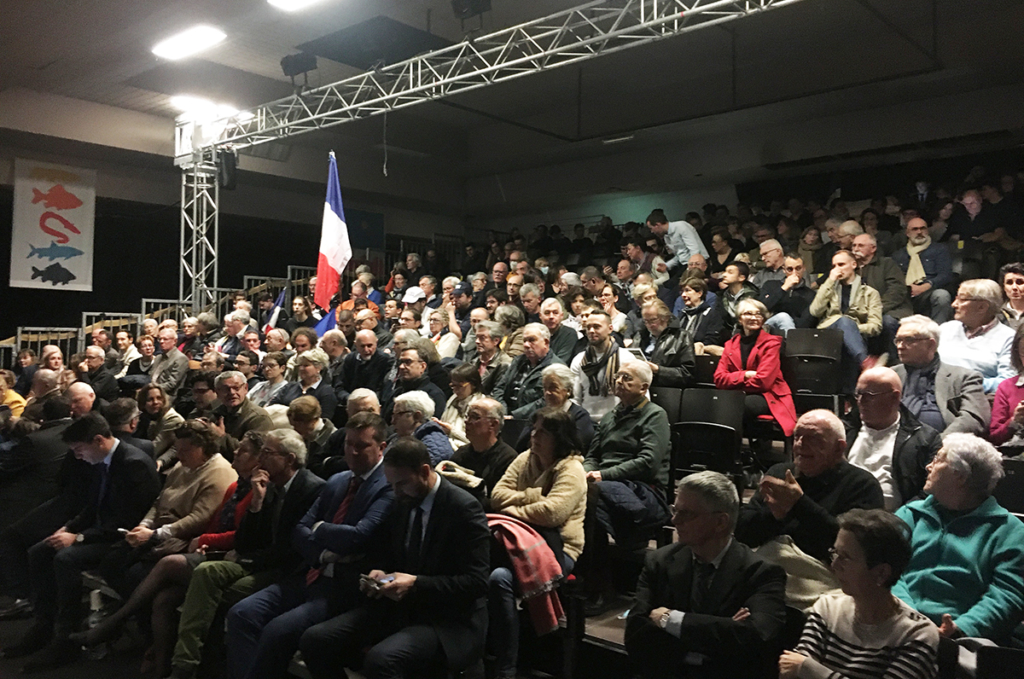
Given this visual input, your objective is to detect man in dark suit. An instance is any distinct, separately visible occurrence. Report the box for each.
[626,471,787,679]
[78,345,120,402]
[298,437,491,679]
[383,347,447,422]
[103,397,155,458]
[0,398,73,534]
[1,412,160,671]
[133,428,325,679]
[225,412,394,679]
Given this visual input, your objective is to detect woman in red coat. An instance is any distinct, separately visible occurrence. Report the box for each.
[713,298,798,437]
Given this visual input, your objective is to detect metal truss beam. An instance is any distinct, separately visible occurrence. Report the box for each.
[179,160,219,312]
[175,0,805,158]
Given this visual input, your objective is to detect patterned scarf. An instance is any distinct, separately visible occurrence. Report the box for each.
[580,340,620,397]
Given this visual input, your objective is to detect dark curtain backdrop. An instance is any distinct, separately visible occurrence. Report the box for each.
[0,187,322,341]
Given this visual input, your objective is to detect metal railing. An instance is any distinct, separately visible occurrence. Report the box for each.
[80,312,145,346]
[142,298,191,324]
[16,327,81,362]
[0,344,15,370]
[242,276,289,310]
[286,266,316,306]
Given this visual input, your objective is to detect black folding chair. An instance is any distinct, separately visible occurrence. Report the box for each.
[993,458,1024,517]
[692,354,719,388]
[671,389,746,496]
[649,386,683,424]
[782,328,845,414]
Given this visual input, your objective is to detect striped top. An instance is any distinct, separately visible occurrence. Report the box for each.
[796,592,938,679]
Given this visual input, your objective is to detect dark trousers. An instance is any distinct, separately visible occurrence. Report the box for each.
[0,496,79,599]
[225,573,354,679]
[27,540,110,637]
[300,604,445,679]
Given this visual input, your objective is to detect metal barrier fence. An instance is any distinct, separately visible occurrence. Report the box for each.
[242,276,289,310]
[81,312,144,346]
[16,327,81,362]
[197,287,238,324]
[142,298,191,324]
[0,344,15,370]
[286,266,316,306]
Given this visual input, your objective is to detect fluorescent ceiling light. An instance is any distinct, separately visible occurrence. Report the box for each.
[152,25,226,60]
[268,0,328,11]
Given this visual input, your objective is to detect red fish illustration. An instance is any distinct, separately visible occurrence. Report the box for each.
[31,184,83,211]
[39,212,81,244]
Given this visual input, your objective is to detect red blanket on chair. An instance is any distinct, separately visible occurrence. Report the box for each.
[487,513,566,635]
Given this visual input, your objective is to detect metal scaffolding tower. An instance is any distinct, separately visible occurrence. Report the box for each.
[175,0,806,308]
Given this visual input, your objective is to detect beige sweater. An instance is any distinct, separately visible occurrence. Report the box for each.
[142,453,237,555]
[490,451,587,561]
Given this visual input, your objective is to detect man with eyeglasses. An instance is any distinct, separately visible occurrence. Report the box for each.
[735,409,883,608]
[892,217,954,323]
[151,328,190,401]
[891,315,989,436]
[626,471,786,679]
[580,361,670,615]
[212,371,273,460]
[842,367,942,511]
[383,347,446,423]
[76,345,119,402]
[939,279,1015,394]
[759,254,816,334]
[449,398,518,500]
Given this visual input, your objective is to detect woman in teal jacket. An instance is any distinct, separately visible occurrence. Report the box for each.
[892,433,1024,644]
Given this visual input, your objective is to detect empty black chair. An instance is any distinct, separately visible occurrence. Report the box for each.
[993,458,1024,516]
[692,354,719,387]
[782,328,845,412]
[671,389,746,494]
[649,386,683,424]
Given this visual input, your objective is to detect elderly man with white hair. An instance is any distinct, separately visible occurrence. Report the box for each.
[736,409,884,608]
[580,360,670,614]
[893,433,1024,644]
[214,309,251,359]
[66,382,97,419]
[539,297,579,364]
[893,315,989,435]
[77,345,119,401]
[938,279,1015,393]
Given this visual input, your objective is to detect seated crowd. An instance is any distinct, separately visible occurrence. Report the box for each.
[2,175,1024,679]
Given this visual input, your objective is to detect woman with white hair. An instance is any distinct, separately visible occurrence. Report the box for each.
[938,279,1015,393]
[390,390,454,465]
[514,363,595,452]
[427,308,461,359]
[892,433,1024,645]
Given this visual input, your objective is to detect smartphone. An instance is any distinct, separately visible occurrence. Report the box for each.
[117,528,129,534]
[627,347,647,361]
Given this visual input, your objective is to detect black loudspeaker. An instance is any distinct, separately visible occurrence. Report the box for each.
[217,149,237,190]
[452,0,491,20]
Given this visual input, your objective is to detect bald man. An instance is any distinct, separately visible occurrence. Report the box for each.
[891,217,954,323]
[355,308,394,352]
[339,330,393,413]
[842,367,941,511]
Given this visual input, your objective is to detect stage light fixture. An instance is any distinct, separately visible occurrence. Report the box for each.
[281,52,318,78]
[152,25,226,60]
[268,0,328,11]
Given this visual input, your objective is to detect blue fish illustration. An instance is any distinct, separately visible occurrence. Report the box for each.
[31,263,77,286]
[28,241,84,261]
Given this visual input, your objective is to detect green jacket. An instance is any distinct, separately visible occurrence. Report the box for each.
[809,274,883,337]
[893,495,1024,642]
[584,398,669,488]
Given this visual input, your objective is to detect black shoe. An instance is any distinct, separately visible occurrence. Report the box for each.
[0,598,33,621]
[0,622,52,660]
[21,639,81,674]
[583,592,617,618]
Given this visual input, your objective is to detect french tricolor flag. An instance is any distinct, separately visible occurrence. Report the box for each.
[262,289,286,335]
[314,151,352,312]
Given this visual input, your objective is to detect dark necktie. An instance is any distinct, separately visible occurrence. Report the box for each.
[96,463,110,509]
[407,506,424,572]
[306,475,363,585]
[690,561,716,613]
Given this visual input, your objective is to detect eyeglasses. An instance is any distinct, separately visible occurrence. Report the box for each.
[828,548,853,564]
[894,336,927,346]
[740,311,764,318]
[854,389,895,400]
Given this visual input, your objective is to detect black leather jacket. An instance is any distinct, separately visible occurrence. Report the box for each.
[633,317,696,388]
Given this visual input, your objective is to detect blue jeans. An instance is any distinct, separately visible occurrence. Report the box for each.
[764,313,795,334]
[488,552,575,679]
[831,316,868,392]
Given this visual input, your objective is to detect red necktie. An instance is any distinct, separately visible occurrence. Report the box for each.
[306,475,362,585]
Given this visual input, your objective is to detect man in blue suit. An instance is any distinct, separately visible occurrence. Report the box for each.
[225,412,394,679]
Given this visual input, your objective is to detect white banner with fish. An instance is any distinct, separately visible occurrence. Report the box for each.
[9,159,96,291]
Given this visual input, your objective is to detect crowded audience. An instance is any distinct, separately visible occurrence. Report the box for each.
[5,175,1024,679]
